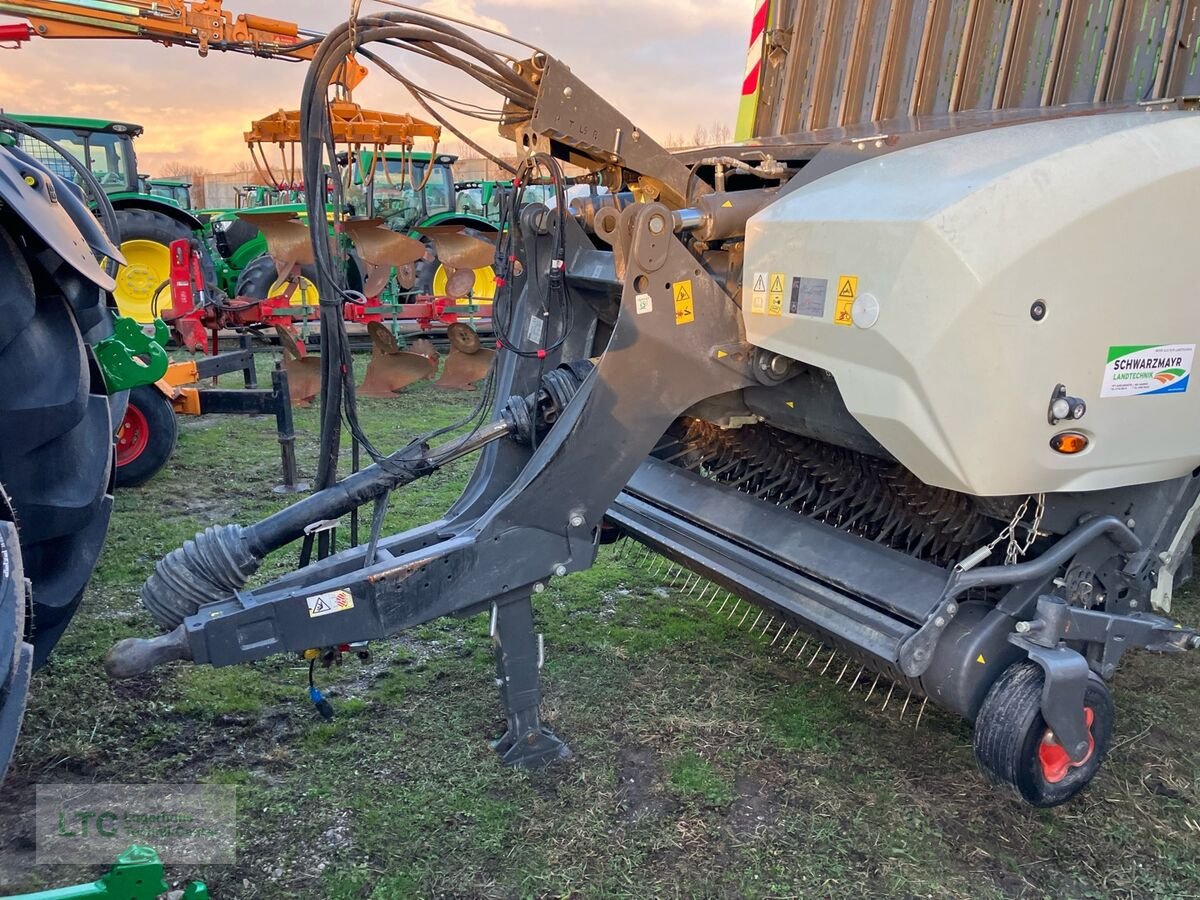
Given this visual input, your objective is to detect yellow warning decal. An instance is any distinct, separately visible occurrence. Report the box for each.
[721,200,733,208]
[768,272,785,317]
[834,275,857,327]
[976,654,986,664]
[716,349,727,358]
[834,297,854,327]
[785,400,795,409]
[673,280,695,325]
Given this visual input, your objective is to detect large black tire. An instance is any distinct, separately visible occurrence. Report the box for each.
[0,491,31,783]
[973,661,1114,807]
[114,384,178,488]
[235,252,362,301]
[113,207,216,319]
[0,225,115,668]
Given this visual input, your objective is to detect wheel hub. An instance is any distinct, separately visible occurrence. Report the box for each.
[116,403,150,467]
[1039,706,1096,783]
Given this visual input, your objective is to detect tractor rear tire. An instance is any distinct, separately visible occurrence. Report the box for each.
[234,253,322,305]
[113,207,216,322]
[0,225,115,668]
[114,385,178,488]
[0,493,32,783]
[973,661,1114,807]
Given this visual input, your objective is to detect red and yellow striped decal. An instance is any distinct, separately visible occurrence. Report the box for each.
[734,0,771,141]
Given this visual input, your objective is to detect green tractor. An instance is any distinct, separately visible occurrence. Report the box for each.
[7,114,213,323]
[147,177,194,210]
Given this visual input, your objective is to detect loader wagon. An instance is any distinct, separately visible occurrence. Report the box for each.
[96,3,1200,810]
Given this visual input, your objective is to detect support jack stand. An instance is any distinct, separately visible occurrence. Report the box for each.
[490,596,570,767]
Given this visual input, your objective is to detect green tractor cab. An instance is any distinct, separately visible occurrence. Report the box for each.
[6,114,212,323]
[147,178,193,210]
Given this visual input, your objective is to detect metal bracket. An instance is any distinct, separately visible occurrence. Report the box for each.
[94,315,170,393]
[897,515,1141,677]
[1019,641,1092,762]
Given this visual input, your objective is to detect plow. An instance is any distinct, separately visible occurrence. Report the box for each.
[2,0,1200,813]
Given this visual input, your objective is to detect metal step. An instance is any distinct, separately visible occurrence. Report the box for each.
[608,458,953,668]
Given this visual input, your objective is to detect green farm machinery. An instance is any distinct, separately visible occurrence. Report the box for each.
[6,114,213,324]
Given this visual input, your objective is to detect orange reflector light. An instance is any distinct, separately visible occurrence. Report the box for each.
[1050,432,1089,454]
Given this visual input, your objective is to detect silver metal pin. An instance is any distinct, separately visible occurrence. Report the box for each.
[771,622,787,646]
[865,673,880,702]
[849,666,864,692]
[796,639,810,660]
[783,631,798,653]
[821,650,837,675]
[914,697,928,729]
[900,690,912,721]
[835,661,850,684]
[882,682,895,711]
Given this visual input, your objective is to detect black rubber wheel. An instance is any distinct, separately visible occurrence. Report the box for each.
[0,489,32,783]
[973,661,1114,807]
[114,384,178,488]
[0,224,115,668]
[235,252,361,300]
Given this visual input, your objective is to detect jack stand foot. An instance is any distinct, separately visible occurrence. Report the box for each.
[490,595,571,768]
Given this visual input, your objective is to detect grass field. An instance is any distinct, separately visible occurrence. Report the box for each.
[2,356,1199,898]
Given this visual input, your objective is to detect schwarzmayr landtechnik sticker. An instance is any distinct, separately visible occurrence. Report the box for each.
[1102,344,1194,397]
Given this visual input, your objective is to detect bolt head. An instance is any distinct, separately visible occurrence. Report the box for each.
[934,616,946,627]
[569,514,585,528]
[563,86,573,98]
[533,582,545,593]
[554,565,568,577]
[648,214,666,234]
[1015,620,1032,633]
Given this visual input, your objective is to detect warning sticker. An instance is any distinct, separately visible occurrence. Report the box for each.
[834,275,857,327]
[767,273,785,317]
[788,276,827,318]
[834,298,854,327]
[673,280,695,325]
[306,588,354,618]
[1101,344,1194,397]
[749,272,767,313]
[635,292,654,315]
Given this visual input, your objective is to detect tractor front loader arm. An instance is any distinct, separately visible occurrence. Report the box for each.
[107,202,755,764]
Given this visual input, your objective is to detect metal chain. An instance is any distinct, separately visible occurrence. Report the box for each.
[348,0,362,51]
[957,493,1046,570]
[1005,493,1045,564]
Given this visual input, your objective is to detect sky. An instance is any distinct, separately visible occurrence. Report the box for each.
[0,0,757,174]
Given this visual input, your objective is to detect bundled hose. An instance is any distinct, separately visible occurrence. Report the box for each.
[297,10,545,495]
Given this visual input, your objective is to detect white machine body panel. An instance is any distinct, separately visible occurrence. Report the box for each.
[743,113,1200,496]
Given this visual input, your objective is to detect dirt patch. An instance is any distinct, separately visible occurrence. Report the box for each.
[725,775,777,842]
[615,745,674,822]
